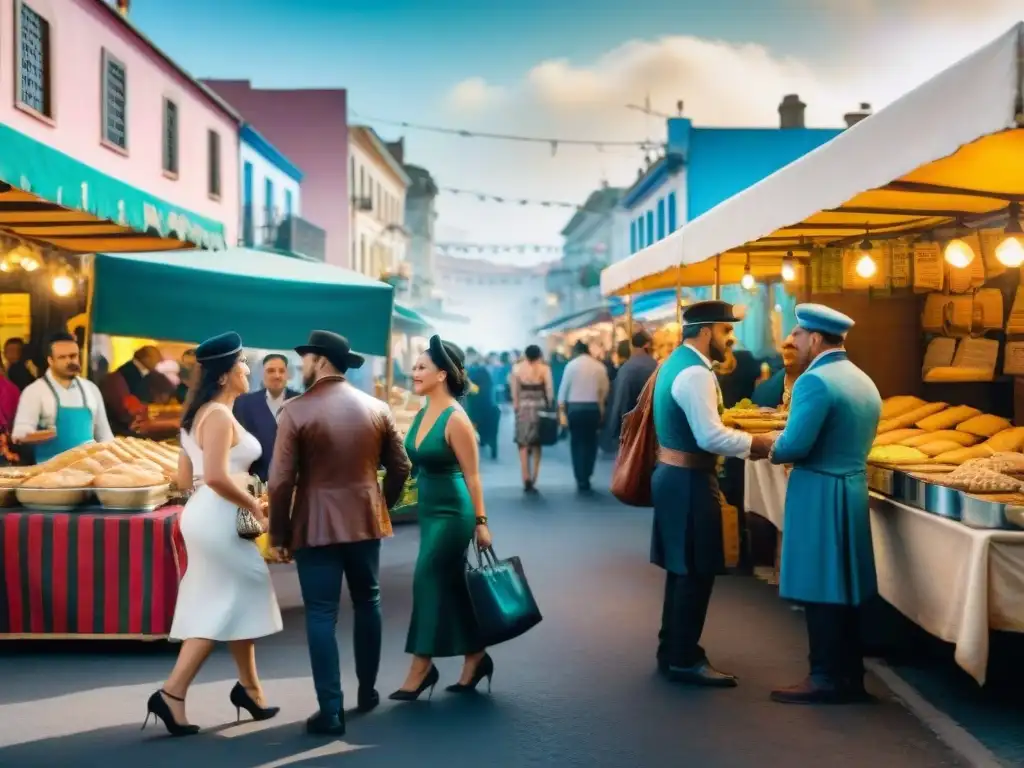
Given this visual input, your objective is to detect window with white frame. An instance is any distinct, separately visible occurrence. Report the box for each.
[162,98,178,175]
[17,2,52,118]
[102,50,128,150]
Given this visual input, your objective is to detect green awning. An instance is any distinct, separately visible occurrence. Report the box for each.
[92,247,394,354]
[393,303,433,333]
[0,123,226,253]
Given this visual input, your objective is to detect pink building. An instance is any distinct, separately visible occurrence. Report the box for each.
[203,80,350,268]
[0,0,239,252]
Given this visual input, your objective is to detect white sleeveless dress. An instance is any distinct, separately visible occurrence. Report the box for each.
[169,405,283,641]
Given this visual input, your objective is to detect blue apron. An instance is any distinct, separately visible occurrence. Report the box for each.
[34,377,96,464]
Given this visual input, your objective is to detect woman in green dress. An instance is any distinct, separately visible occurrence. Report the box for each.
[391,335,495,701]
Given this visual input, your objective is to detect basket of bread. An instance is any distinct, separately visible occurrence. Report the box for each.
[11,437,177,512]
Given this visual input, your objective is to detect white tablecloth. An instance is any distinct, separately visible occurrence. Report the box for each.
[743,461,1024,685]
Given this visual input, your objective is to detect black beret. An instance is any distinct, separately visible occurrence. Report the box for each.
[195,331,243,363]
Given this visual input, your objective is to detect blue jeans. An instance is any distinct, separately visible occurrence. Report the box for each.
[294,540,382,716]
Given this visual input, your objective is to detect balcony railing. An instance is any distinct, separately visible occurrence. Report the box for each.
[241,205,326,262]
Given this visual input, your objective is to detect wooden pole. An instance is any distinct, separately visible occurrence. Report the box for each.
[82,253,96,372]
[626,294,633,342]
[713,254,722,299]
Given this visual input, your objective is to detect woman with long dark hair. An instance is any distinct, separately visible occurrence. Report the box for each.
[391,335,494,700]
[510,344,553,492]
[143,332,282,737]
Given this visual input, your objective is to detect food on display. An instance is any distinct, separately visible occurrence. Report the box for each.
[897,464,956,473]
[983,427,1024,452]
[877,402,947,433]
[900,430,978,448]
[23,469,96,489]
[939,464,1024,494]
[932,444,995,465]
[923,367,993,383]
[918,440,971,457]
[956,414,1012,438]
[94,464,166,488]
[867,444,928,464]
[723,406,787,432]
[916,405,982,432]
[880,396,928,420]
[872,429,924,446]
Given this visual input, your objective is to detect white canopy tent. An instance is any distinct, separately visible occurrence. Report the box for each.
[601,22,1024,297]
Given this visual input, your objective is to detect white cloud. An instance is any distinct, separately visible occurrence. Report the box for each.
[446,76,505,111]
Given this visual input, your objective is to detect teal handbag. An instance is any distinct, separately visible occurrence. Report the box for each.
[465,547,542,647]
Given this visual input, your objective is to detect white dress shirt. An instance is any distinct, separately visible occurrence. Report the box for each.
[669,345,752,459]
[557,354,610,405]
[12,371,115,442]
[265,389,287,419]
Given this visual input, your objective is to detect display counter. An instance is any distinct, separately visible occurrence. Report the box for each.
[745,460,1024,684]
[0,504,185,639]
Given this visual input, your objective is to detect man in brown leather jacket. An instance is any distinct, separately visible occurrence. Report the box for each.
[268,330,411,737]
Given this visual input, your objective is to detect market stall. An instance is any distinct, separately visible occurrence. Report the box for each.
[601,23,1024,684]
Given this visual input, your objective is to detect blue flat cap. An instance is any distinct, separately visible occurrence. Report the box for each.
[795,303,854,337]
[195,331,243,362]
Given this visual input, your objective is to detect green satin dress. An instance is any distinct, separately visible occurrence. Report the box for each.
[404,405,483,657]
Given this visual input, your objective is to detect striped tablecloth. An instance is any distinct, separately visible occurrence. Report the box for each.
[0,505,186,639]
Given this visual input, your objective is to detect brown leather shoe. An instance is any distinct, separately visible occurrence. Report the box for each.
[666,661,738,688]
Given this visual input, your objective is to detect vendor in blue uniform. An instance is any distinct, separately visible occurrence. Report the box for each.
[11,331,114,462]
[766,304,881,704]
[651,300,773,687]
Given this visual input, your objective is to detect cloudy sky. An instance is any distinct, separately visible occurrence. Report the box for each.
[134,0,1021,263]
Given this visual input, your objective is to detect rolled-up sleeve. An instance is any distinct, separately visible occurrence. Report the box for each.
[11,381,42,439]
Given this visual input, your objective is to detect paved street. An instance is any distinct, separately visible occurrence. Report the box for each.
[0,427,965,767]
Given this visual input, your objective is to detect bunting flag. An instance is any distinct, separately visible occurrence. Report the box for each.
[435,242,607,256]
[0,506,186,637]
[441,188,584,210]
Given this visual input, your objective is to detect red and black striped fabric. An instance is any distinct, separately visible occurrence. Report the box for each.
[0,505,186,637]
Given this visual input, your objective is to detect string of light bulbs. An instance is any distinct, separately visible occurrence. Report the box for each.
[439,187,585,209]
[351,113,660,155]
[436,242,607,256]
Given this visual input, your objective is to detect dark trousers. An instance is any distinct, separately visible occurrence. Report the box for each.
[567,403,601,487]
[294,539,382,716]
[804,602,865,687]
[657,571,716,668]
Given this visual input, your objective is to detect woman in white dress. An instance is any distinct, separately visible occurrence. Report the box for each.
[143,332,283,737]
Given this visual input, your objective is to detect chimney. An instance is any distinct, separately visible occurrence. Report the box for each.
[778,94,806,129]
[386,138,405,165]
[116,0,130,16]
[844,102,872,128]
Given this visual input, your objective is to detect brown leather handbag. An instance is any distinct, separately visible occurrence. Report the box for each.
[610,364,662,506]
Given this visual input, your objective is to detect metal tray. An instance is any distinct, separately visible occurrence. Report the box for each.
[959,493,1021,530]
[15,486,92,510]
[867,466,894,496]
[93,484,170,511]
[895,472,927,509]
[923,482,962,520]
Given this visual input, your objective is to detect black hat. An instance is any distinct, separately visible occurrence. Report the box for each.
[195,332,242,363]
[681,300,741,326]
[295,330,364,372]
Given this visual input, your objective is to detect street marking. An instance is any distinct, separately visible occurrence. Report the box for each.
[866,659,1007,768]
[248,741,372,767]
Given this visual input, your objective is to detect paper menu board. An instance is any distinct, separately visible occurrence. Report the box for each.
[952,337,999,375]
[978,229,1008,278]
[912,243,944,292]
[972,288,1004,330]
[1003,341,1024,376]
[841,247,887,290]
[922,337,957,372]
[0,293,30,354]
[920,293,972,335]
[1007,286,1024,334]
[888,242,911,289]
[811,248,844,293]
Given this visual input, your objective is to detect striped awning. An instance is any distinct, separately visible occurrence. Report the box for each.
[0,123,226,253]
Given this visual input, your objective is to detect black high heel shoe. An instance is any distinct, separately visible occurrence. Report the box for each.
[229,682,280,722]
[142,690,200,737]
[388,665,440,701]
[445,653,494,694]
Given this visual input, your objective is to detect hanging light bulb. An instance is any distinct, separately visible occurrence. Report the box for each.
[19,253,39,272]
[740,266,755,291]
[781,252,796,282]
[51,273,74,297]
[995,202,1024,267]
[855,237,877,279]
[944,237,975,268]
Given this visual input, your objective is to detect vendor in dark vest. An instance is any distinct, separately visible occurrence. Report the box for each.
[651,300,773,687]
[233,353,299,481]
[11,332,114,462]
[100,345,164,436]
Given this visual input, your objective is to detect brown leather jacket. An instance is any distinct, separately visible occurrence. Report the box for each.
[268,376,412,550]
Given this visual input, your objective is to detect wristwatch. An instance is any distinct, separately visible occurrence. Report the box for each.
[475,516,488,526]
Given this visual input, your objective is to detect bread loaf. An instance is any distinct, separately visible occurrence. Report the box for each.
[873,429,924,446]
[932,444,996,465]
[916,405,981,432]
[983,427,1024,452]
[918,440,971,457]
[877,402,947,433]
[956,414,1012,438]
[93,467,166,488]
[66,457,105,475]
[880,396,927,420]
[900,430,978,448]
[868,445,928,464]
[23,469,95,488]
